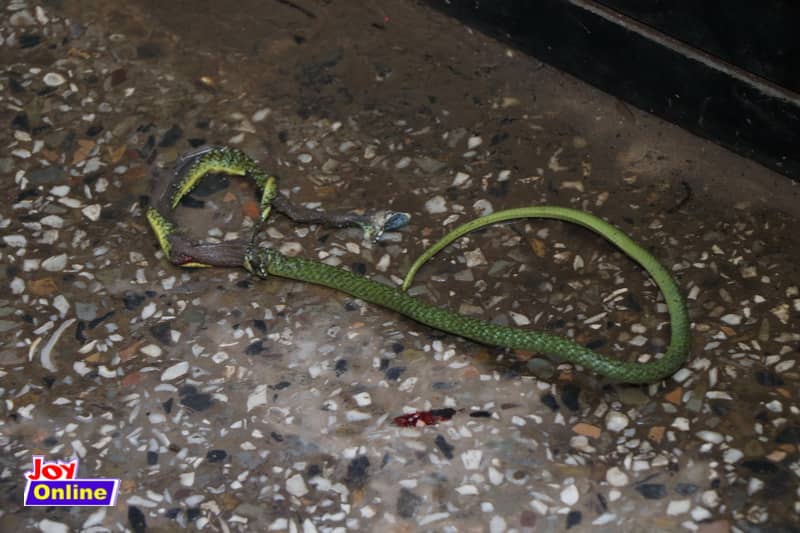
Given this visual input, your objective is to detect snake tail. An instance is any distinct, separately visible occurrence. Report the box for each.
[246,206,690,384]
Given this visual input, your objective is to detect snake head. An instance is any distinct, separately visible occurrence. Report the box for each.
[361,211,411,242]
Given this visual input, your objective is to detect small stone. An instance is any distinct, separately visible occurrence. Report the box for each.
[352,392,371,407]
[489,515,507,533]
[605,411,629,432]
[467,136,483,149]
[425,195,447,214]
[464,248,487,267]
[42,254,67,271]
[397,488,422,518]
[606,467,629,487]
[286,474,309,497]
[43,72,66,87]
[140,344,162,357]
[247,384,268,411]
[180,472,195,487]
[572,423,601,439]
[720,314,742,326]
[3,235,27,247]
[666,499,691,515]
[161,361,189,381]
[696,430,724,444]
[206,449,227,463]
[461,449,482,470]
[252,108,271,122]
[82,204,102,221]
[636,484,667,499]
[75,302,97,321]
[560,484,579,506]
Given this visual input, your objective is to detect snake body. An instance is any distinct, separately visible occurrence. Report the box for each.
[148,147,690,384]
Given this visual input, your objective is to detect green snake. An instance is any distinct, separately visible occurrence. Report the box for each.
[146,147,690,384]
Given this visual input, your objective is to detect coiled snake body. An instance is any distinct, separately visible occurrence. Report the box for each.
[147,147,690,384]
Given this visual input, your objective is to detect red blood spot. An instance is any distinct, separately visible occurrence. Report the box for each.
[392,408,455,427]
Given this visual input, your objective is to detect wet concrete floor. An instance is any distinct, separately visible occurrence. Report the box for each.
[1,1,799,531]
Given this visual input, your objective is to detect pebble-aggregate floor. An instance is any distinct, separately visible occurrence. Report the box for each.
[1,1,799,532]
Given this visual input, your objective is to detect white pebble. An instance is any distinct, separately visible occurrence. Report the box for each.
[605,411,629,432]
[11,277,26,295]
[452,172,470,187]
[461,449,482,470]
[298,153,312,164]
[53,295,69,317]
[747,477,764,495]
[141,302,156,319]
[671,417,690,431]
[467,135,483,149]
[41,215,64,228]
[425,195,447,214]
[721,314,742,325]
[140,344,162,358]
[696,430,723,444]
[43,72,66,87]
[286,474,309,497]
[560,484,579,506]
[42,253,67,271]
[690,507,712,521]
[252,108,271,122]
[82,204,102,221]
[395,156,411,169]
[353,392,371,407]
[179,472,195,487]
[509,311,530,326]
[464,248,487,267]
[606,466,629,487]
[666,499,691,515]
[473,199,493,216]
[161,361,189,381]
[455,484,478,495]
[488,467,503,485]
[38,519,69,533]
[723,448,743,463]
[3,234,27,247]
[345,410,371,422]
[489,515,506,533]
[247,384,268,411]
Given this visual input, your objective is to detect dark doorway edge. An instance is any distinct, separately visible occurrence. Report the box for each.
[425,0,800,181]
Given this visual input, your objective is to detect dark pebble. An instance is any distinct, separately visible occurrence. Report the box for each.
[385,367,405,381]
[20,34,42,48]
[253,319,267,333]
[162,397,174,414]
[180,393,213,411]
[271,431,284,442]
[740,459,778,475]
[635,483,667,499]
[391,342,404,353]
[566,510,582,529]
[75,321,87,343]
[345,455,370,489]
[43,436,58,447]
[206,449,227,463]
[307,464,321,477]
[165,508,180,519]
[187,508,201,521]
[11,112,30,131]
[335,359,348,376]
[236,280,251,288]
[351,262,367,275]
[560,383,581,412]
[146,451,158,465]
[149,321,172,344]
[434,434,454,459]
[775,426,800,444]
[272,381,291,390]
[430,408,456,418]
[159,124,183,147]
[397,488,423,518]
[344,300,359,311]
[432,381,455,390]
[136,42,162,59]
[128,505,147,533]
[756,370,784,387]
[88,310,114,329]
[27,166,67,185]
[469,411,492,418]
[674,483,697,496]
[110,68,127,86]
[188,138,206,147]
[245,340,265,355]
[122,291,145,310]
[585,339,605,350]
[540,393,559,411]
[86,124,103,137]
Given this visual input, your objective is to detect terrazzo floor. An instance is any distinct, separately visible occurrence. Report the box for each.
[1,1,799,532]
